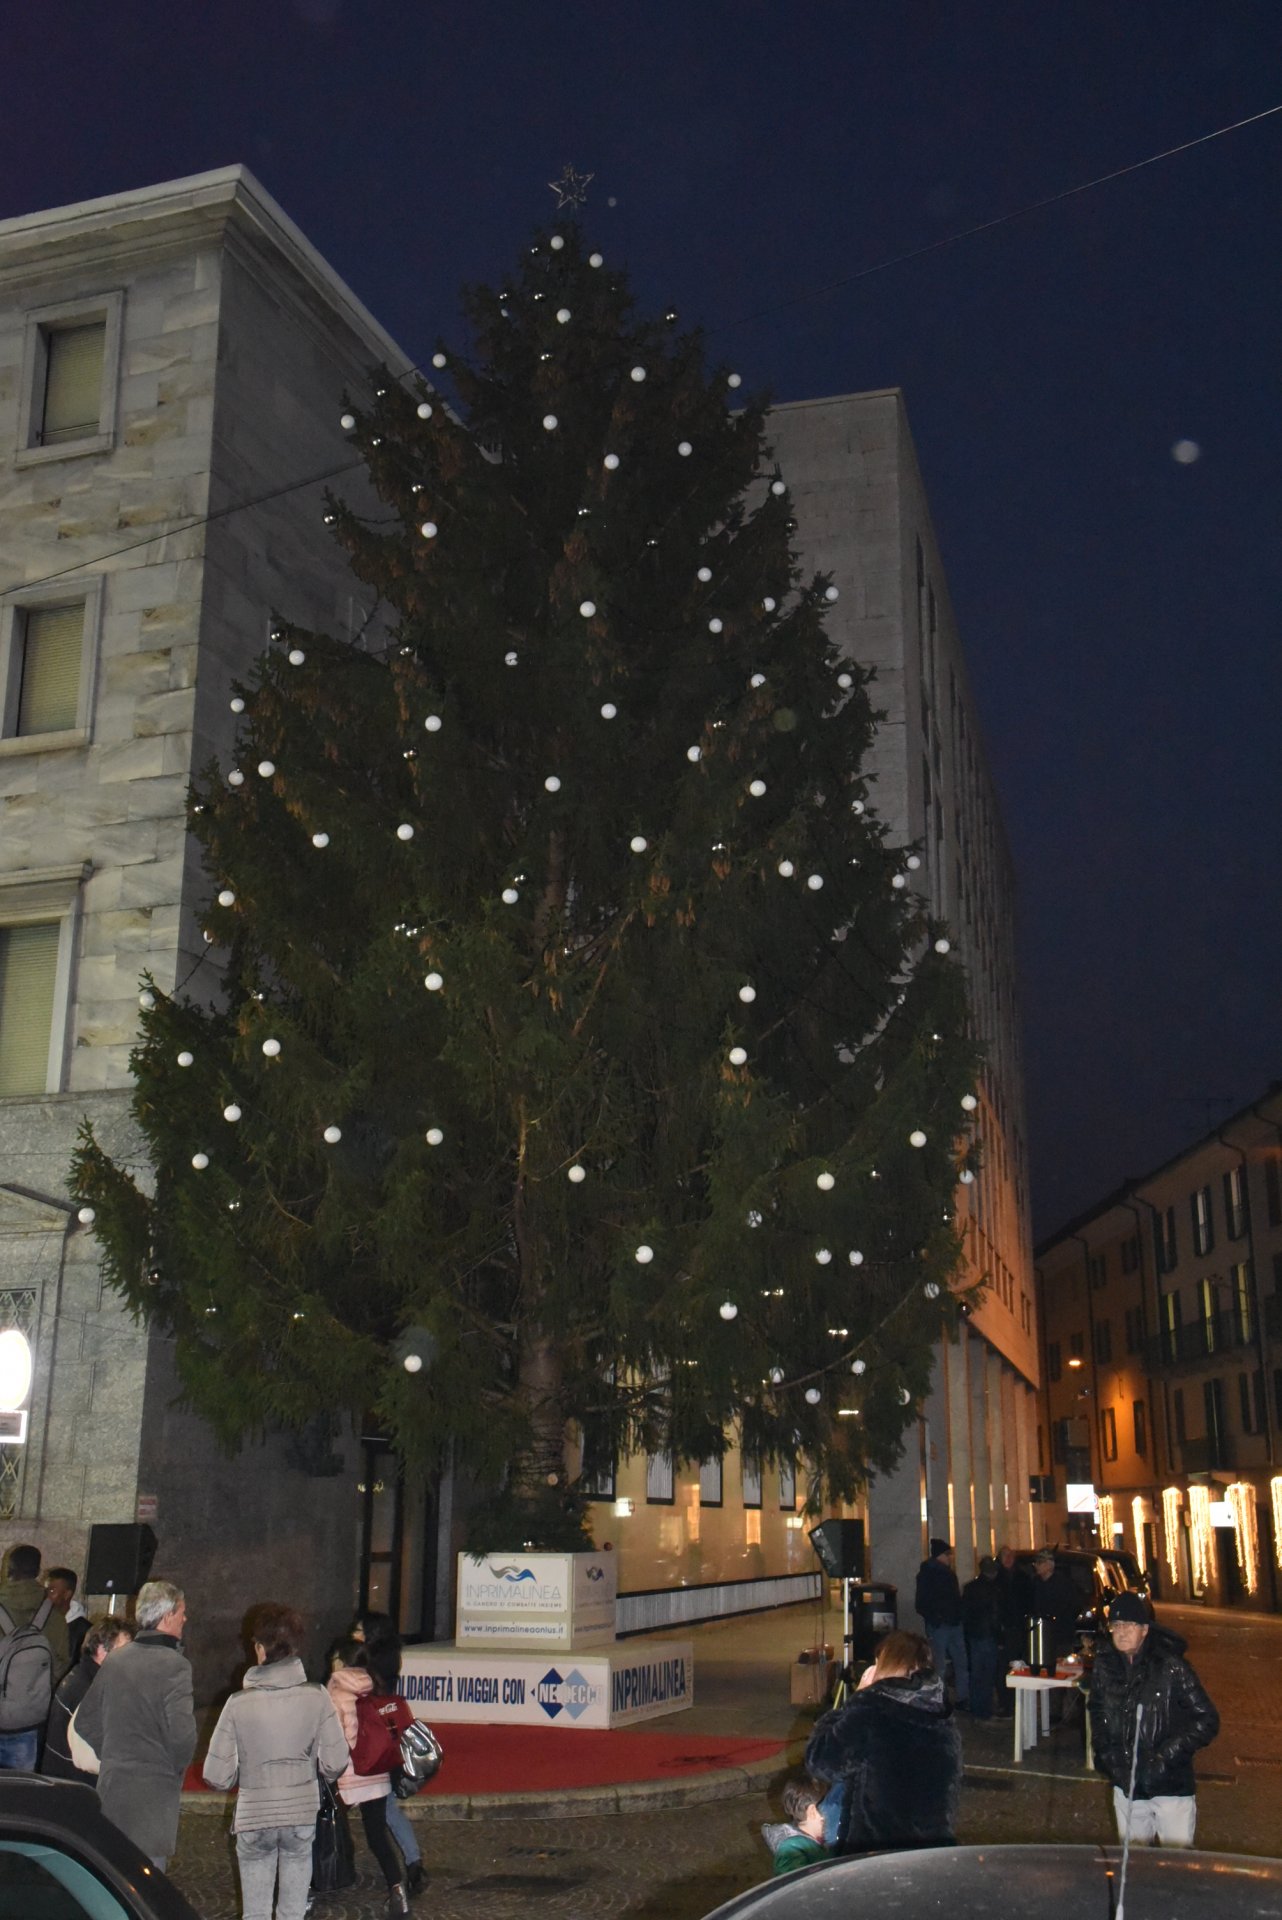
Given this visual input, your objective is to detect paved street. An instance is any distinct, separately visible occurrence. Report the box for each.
[166,1603,1282,1920]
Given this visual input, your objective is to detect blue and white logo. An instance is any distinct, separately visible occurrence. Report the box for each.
[489,1563,537,1583]
[536,1667,598,1721]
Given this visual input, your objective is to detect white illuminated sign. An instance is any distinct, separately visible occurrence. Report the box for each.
[1065,1482,1097,1515]
[0,1331,32,1414]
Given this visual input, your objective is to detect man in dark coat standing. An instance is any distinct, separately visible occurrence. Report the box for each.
[914,1539,968,1710]
[41,1616,136,1783]
[1088,1591,1218,1847]
[1027,1548,1079,1662]
[961,1556,1003,1718]
[73,1579,196,1871]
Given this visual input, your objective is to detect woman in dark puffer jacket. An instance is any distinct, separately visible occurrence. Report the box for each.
[805,1629,962,1855]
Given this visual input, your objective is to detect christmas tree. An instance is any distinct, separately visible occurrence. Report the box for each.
[73,205,979,1549]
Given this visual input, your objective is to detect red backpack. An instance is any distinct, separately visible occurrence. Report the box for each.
[351,1691,414,1776]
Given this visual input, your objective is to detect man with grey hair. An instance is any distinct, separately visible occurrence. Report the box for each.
[73,1579,196,1871]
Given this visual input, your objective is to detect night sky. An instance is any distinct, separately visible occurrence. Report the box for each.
[4,3,1279,1238]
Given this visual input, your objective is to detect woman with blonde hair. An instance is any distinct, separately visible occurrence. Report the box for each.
[805,1629,962,1855]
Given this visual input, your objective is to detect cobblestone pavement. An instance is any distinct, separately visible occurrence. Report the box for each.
[165,1603,1282,1920]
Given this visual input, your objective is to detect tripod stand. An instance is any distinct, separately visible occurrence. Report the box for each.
[829,1577,861,1709]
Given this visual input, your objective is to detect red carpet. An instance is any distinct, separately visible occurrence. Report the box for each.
[185,1728,784,1796]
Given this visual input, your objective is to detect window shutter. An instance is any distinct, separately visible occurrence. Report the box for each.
[40,323,105,444]
[0,922,60,1096]
[18,605,84,735]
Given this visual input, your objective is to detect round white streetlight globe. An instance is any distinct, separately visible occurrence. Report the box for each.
[139,990,156,1011]
[934,937,951,954]
[589,252,604,268]
[556,307,571,323]
[230,697,245,714]
[340,412,356,430]
[431,353,447,369]
[851,1357,867,1374]
[288,649,306,666]
[708,618,723,633]
[697,566,712,582]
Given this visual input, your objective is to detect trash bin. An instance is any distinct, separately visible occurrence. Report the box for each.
[848,1582,898,1663]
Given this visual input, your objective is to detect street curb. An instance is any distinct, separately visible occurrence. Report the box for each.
[179,1741,804,1823]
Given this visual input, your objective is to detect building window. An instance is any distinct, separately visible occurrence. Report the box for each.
[1203,1378,1226,1463]
[1266,1158,1282,1228]
[1173,1388,1186,1444]
[578,1410,616,1503]
[1274,1250,1282,1296]
[1154,1206,1177,1274]
[1047,1341,1061,1382]
[0,582,102,752]
[1230,1262,1254,1345]
[644,1451,674,1505]
[0,866,85,1099]
[1161,1289,1182,1362]
[1100,1406,1118,1463]
[779,1455,796,1511]
[1191,1185,1214,1258]
[1223,1166,1248,1240]
[741,1452,762,1509]
[698,1456,723,1508]
[1132,1400,1147,1457]
[16,294,123,465]
[1089,1252,1107,1290]
[1093,1319,1113,1364]
[1120,1235,1140,1275]
[1070,1331,1084,1359]
[1238,1372,1256,1436]
[1124,1306,1144,1354]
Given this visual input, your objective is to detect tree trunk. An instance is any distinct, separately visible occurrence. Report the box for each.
[512,1323,566,1498]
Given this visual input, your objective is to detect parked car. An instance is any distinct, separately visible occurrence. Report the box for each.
[1012,1545,1153,1644]
[0,1772,202,1919]
[701,1843,1282,1919]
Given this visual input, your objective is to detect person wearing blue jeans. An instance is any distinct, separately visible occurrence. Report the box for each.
[0,1729,39,1771]
[914,1538,968,1710]
[386,1790,422,1886]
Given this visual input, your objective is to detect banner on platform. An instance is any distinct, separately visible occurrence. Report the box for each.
[456,1550,617,1648]
[398,1640,693,1728]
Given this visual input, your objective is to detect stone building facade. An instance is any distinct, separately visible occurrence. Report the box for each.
[1037,1084,1282,1612]
[0,167,408,1694]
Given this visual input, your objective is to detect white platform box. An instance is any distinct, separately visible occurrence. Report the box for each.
[456,1550,617,1649]
[397,1639,694,1728]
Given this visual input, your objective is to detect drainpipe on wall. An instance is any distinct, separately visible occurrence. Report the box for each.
[1119,1195,1163,1566]
[1070,1233,1102,1539]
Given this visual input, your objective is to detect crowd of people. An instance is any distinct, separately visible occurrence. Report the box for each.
[763,1539,1220,1877]
[0,1543,426,1920]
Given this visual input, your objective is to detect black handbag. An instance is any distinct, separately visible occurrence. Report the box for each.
[311,1773,356,1893]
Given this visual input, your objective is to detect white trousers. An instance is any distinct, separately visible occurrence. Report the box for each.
[1112,1787,1197,1847]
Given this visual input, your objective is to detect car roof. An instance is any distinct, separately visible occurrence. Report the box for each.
[0,1773,202,1918]
[701,1844,1282,1919]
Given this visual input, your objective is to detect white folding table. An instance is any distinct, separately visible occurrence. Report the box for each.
[1005,1672,1078,1762]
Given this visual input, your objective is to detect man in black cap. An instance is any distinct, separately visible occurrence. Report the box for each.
[1088,1591,1219,1847]
[914,1539,967,1710]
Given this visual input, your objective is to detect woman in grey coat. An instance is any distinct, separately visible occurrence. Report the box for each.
[204,1603,349,1920]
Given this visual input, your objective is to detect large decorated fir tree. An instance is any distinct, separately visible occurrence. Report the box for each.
[73,205,980,1547]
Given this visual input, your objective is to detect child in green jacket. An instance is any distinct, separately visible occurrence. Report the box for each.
[762,1780,828,1875]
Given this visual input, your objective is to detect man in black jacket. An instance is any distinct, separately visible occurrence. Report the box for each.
[1088,1591,1219,1846]
[914,1539,968,1710]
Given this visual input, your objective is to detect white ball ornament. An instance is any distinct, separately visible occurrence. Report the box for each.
[396,824,415,841]
[424,972,444,992]
[805,1387,822,1405]
[501,888,520,905]
[738,985,756,1003]
[550,234,565,250]
[851,1357,867,1374]
[505,650,519,666]
[177,1051,194,1068]
[719,1301,739,1321]
[579,600,597,618]
[340,411,356,430]
[630,366,647,383]
[230,697,245,713]
[909,1130,928,1148]
[906,855,922,871]
[603,453,620,470]
[635,1245,654,1264]
[898,1387,912,1405]
[770,480,786,496]
[807,874,824,891]
[431,353,447,369]
[837,673,853,690]
[288,649,306,666]
[728,1046,748,1067]
[77,1205,96,1225]
[257,760,275,779]
[934,937,951,954]
[708,617,723,633]
[600,703,617,720]
[556,307,571,323]
[323,1126,342,1145]
[769,1367,785,1384]
[748,779,767,797]
[544,775,562,792]
[567,1164,587,1184]
[139,990,156,1011]
[403,1353,424,1373]
[425,1127,444,1146]
[777,859,795,878]
[697,566,712,582]
[223,1104,241,1123]
[542,414,558,432]
[262,1039,281,1057]
[630,836,648,853]
[191,1153,210,1171]
[815,1248,833,1265]
[960,1169,975,1185]
[424,714,443,732]
[817,1172,835,1191]
[848,1250,864,1267]
[417,401,433,419]
[747,1211,763,1228]
[228,770,245,787]
[678,441,693,457]
[311,832,330,848]
[727,373,742,388]
[686,746,702,762]
[924,1281,941,1299]
[589,252,603,267]
[420,521,438,540]
[892,874,908,889]
[825,586,840,602]
[961,1094,978,1112]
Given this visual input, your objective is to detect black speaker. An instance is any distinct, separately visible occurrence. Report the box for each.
[84,1524,158,1596]
[809,1518,866,1580]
